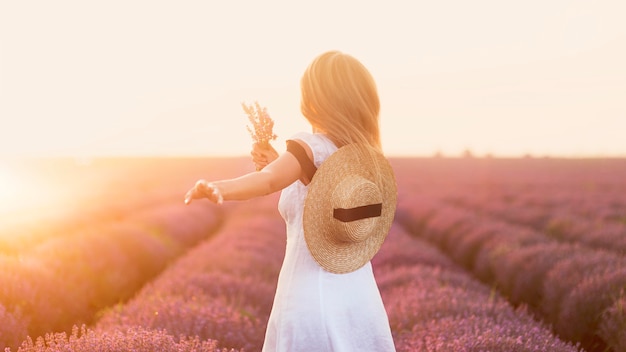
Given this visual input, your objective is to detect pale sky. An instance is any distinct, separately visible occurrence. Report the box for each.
[1,0,625,157]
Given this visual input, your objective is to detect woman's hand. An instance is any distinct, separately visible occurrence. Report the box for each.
[184,179,223,205]
[251,142,278,171]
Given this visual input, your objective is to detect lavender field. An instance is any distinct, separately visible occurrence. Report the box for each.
[1,156,625,351]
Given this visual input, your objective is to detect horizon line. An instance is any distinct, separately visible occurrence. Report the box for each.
[3,152,626,160]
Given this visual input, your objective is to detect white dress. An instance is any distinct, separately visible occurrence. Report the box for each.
[262,132,396,352]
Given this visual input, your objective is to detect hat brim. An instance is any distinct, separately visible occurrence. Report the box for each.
[303,144,397,274]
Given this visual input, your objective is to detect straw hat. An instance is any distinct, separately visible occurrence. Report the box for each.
[303,143,397,274]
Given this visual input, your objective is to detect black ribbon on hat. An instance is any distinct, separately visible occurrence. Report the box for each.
[333,203,382,222]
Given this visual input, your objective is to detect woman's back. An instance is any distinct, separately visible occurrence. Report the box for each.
[262,131,395,352]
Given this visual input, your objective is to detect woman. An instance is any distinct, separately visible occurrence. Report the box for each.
[185,50,396,351]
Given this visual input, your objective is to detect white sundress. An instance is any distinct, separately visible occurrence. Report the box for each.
[262,131,396,352]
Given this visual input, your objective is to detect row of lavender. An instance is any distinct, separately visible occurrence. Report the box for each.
[0,200,223,350]
[12,195,578,351]
[390,158,626,256]
[11,196,284,351]
[0,157,254,350]
[442,188,626,256]
[0,157,237,254]
[396,194,626,352]
[373,225,579,351]
[443,159,626,226]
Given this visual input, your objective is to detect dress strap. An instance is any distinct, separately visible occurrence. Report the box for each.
[286,139,317,182]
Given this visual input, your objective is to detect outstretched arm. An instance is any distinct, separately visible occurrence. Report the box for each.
[185,149,303,204]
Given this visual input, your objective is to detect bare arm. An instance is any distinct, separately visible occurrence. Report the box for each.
[214,150,301,200]
[185,146,305,204]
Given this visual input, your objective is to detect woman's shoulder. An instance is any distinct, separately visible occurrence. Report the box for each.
[288,131,335,147]
[288,131,314,142]
[287,131,336,167]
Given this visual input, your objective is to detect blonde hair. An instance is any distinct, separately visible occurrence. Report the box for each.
[300,51,381,151]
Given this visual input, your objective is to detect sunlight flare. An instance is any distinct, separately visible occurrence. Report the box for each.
[0,162,23,214]
[0,161,63,218]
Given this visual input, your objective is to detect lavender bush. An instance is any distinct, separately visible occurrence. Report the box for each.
[396,194,623,351]
[598,296,626,352]
[92,196,284,351]
[15,325,237,352]
[0,201,223,350]
[374,226,578,352]
[5,156,624,351]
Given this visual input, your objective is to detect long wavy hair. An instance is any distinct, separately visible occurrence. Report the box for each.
[300,51,382,152]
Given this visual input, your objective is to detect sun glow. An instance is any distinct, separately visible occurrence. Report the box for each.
[0,162,23,214]
[0,161,63,220]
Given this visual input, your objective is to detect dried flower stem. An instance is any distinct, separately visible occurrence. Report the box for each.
[242,101,277,148]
